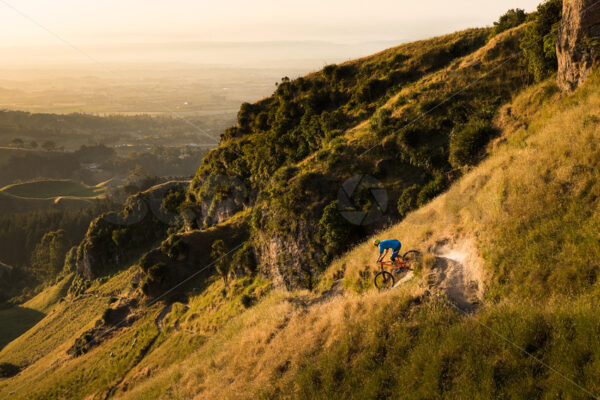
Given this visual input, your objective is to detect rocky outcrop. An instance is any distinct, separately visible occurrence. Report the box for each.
[557,0,600,91]
[254,217,322,291]
[71,181,189,280]
[191,175,249,228]
[138,212,251,299]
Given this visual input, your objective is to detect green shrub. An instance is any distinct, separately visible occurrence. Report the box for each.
[318,201,352,261]
[417,175,448,206]
[490,8,527,38]
[161,234,188,260]
[397,184,420,217]
[162,188,186,213]
[520,0,562,82]
[148,263,168,282]
[211,240,230,283]
[370,108,394,138]
[449,119,497,168]
[138,253,153,273]
[232,242,257,276]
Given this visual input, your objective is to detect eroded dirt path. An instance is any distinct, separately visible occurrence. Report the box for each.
[392,238,486,312]
[428,239,485,312]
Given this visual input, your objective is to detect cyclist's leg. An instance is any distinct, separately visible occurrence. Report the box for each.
[390,249,400,262]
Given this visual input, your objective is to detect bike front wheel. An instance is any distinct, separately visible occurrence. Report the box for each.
[374,271,395,290]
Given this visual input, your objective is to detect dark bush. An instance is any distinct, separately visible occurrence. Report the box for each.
[355,78,390,103]
[449,119,497,167]
[161,235,188,260]
[101,308,112,323]
[0,362,20,378]
[240,294,254,308]
[397,184,420,218]
[417,175,448,206]
[148,263,168,282]
[318,201,353,261]
[162,189,186,214]
[211,240,230,283]
[232,242,257,276]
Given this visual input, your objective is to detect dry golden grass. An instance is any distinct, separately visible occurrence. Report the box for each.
[5,48,600,400]
[116,72,600,399]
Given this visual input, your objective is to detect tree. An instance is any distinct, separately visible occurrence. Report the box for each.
[11,138,24,147]
[490,9,527,38]
[31,229,70,282]
[29,140,38,149]
[211,239,230,283]
[124,166,158,194]
[231,242,257,277]
[318,201,352,262]
[42,140,57,151]
[520,0,563,82]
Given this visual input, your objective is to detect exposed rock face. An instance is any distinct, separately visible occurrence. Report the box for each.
[557,0,600,91]
[138,214,250,299]
[195,175,249,228]
[254,218,321,291]
[72,181,190,280]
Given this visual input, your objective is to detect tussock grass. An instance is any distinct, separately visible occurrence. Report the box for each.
[107,71,600,398]
[5,33,600,400]
[127,71,600,398]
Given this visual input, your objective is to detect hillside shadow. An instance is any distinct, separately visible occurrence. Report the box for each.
[0,306,45,350]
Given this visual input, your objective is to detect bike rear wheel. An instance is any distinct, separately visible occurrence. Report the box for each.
[374,271,395,290]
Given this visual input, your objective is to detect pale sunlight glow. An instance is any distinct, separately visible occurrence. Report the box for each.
[1,0,543,45]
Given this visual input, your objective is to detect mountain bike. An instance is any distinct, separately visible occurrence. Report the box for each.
[374,250,420,290]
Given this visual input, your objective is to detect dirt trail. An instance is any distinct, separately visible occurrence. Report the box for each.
[392,238,486,312]
[393,271,414,288]
[155,304,173,332]
[428,238,486,312]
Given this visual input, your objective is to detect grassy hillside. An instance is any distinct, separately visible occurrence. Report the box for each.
[111,70,600,399]
[190,25,533,290]
[1,63,598,400]
[4,8,600,398]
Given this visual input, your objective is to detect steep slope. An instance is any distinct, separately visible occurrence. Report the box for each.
[112,69,600,400]
[192,25,530,290]
[3,53,600,400]
[4,9,600,398]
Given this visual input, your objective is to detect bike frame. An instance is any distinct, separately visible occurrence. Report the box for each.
[377,259,410,272]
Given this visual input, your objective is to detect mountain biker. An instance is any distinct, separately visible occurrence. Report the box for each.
[374,239,402,265]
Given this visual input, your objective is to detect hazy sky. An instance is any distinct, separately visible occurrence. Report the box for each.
[1,0,544,46]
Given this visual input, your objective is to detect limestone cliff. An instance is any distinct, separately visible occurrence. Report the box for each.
[557,0,600,91]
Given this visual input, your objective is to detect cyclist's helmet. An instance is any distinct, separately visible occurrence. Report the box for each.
[373,239,381,246]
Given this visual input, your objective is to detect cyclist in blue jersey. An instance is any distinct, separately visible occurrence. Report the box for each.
[374,239,402,264]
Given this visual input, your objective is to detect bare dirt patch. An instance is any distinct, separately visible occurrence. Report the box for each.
[425,238,487,312]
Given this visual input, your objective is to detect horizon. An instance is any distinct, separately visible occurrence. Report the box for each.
[0,0,543,69]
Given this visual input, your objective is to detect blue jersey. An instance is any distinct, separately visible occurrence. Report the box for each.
[378,239,401,254]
